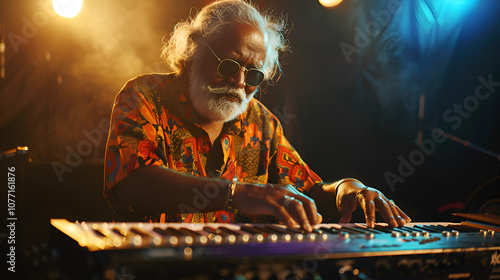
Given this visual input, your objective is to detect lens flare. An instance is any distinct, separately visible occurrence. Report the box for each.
[53,0,83,18]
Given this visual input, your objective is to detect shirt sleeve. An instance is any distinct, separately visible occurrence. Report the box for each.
[104,77,167,200]
[267,111,322,192]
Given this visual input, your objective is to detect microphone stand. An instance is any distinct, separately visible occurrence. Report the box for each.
[432,128,500,162]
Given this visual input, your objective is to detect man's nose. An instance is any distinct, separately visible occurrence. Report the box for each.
[229,68,246,88]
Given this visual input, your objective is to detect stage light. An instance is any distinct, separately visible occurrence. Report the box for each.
[318,0,343,9]
[53,0,83,18]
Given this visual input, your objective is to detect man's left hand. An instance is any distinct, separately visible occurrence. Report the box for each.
[336,180,411,228]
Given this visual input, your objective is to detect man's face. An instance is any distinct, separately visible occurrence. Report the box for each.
[189,24,267,122]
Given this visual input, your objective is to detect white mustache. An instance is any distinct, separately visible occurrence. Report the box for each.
[206,85,245,100]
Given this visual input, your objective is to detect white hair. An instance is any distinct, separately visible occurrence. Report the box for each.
[161,0,288,81]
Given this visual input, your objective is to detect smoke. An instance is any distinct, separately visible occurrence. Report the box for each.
[22,0,176,162]
[0,0,204,162]
[66,0,172,91]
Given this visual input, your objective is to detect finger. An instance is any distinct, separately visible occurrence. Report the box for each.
[338,209,352,224]
[315,213,323,224]
[355,192,376,228]
[386,200,405,227]
[391,206,405,227]
[387,200,411,226]
[374,197,398,227]
[283,197,313,232]
[362,199,377,228]
[280,185,321,226]
[388,200,411,223]
[270,203,299,229]
[338,195,357,224]
[394,204,412,223]
[293,194,322,226]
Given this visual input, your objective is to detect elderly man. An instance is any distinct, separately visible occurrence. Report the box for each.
[104,0,410,231]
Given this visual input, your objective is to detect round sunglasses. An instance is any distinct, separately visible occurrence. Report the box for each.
[204,40,265,87]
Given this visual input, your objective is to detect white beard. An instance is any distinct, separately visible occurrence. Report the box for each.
[188,60,256,122]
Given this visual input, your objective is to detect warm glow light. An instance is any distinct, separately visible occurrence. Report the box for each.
[318,0,343,9]
[53,0,83,18]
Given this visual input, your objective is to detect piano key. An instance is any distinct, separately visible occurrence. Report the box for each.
[373,225,394,233]
[217,226,243,236]
[353,225,386,234]
[446,224,479,232]
[130,227,154,238]
[412,225,442,233]
[319,226,341,234]
[338,226,365,235]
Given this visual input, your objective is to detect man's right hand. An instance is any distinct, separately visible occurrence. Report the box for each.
[232,183,323,232]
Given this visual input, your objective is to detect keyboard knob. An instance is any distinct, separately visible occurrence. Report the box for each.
[267,234,279,242]
[364,233,375,239]
[305,233,317,241]
[280,233,292,242]
[338,232,349,239]
[294,234,304,241]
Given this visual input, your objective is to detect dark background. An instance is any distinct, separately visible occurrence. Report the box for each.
[1,0,499,230]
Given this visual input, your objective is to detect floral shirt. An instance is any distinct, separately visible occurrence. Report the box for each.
[104,73,322,223]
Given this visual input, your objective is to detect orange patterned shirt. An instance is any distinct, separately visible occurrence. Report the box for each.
[104,73,321,222]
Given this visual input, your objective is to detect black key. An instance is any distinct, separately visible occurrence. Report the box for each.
[130,227,153,238]
[319,226,341,234]
[92,228,106,237]
[204,226,236,237]
[413,225,441,233]
[217,226,242,236]
[446,224,478,232]
[111,228,126,237]
[153,227,184,237]
[240,225,267,236]
[338,226,363,235]
[353,226,385,234]
[177,227,204,237]
[373,225,394,233]
[152,227,168,236]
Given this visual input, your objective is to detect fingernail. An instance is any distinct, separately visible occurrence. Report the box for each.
[305,223,312,232]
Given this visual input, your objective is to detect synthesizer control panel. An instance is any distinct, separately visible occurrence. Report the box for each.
[51,219,500,279]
